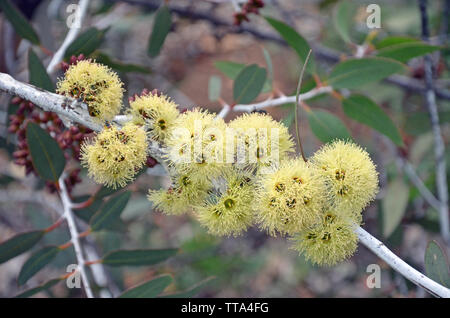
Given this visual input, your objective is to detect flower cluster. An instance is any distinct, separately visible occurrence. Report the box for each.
[57,60,124,121]
[58,61,379,266]
[80,123,148,189]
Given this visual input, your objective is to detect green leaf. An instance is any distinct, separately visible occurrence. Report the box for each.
[28,49,54,92]
[262,47,273,91]
[382,178,409,238]
[264,16,315,73]
[328,57,405,89]
[72,196,103,223]
[64,27,107,59]
[0,0,40,45]
[342,95,403,146]
[159,277,216,298]
[119,275,172,298]
[94,52,151,74]
[376,42,440,63]
[102,248,178,266]
[375,36,421,49]
[214,61,245,79]
[0,230,44,265]
[18,246,61,285]
[233,64,267,104]
[208,76,221,101]
[424,241,450,288]
[26,122,66,182]
[90,191,131,231]
[307,110,351,143]
[333,0,354,43]
[215,61,271,93]
[148,6,172,58]
[15,278,61,298]
[94,185,123,200]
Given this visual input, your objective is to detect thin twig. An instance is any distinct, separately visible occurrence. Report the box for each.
[356,226,450,298]
[418,0,450,244]
[46,0,90,74]
[398,158,441,212]
[58,176,94,298]
[294,49,312,162]
[232,86,332,112]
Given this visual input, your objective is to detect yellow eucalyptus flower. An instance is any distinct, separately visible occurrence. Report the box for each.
[57,60,124,121]
[164,108,227,182]
[194,169,255,236]
[148,174,210,215]
[257,158,326,236]
[80,123,148,188]
[228,113,294,170]
[311,140,379,216]
[129,92,179,141]
[291,212,358,266]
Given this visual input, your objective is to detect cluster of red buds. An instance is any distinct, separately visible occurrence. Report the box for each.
[233,0,264,25]
[60,54,85,73]
[8,96,92,193]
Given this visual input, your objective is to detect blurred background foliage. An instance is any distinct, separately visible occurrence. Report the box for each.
[0,0,449,297]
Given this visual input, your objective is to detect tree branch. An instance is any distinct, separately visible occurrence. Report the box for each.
[419,0,450,244]
[46,0,91,74]
[58,176,94,298]
[232,86,333,112]
[1,64,449,298]
[356,226,450,298]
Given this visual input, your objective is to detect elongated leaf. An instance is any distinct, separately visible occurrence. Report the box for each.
[72,196,103,223]
[375,36,421,49]
[382,178,409,238]
[26,122,66,182]
[90,191,131,231]
[159,277,216,298]
[94,185,123,200]
[28,50,54,92]
[328,57,405,89]
[377,42,440,63]
[0,230,44,265]
[119,275,172,298]
[148,6,172,58]
[263,47,273,91]
[333,0,353,43]
[102,248,178,266]
[0,0,40,45]
[208,76,221,101]
[215,61,271,93]
[64,27,107,59]
[342,95,403,146]
[307,110,351,143]
[15,278,61,298]
[18,246,61,285]
[264,16,315,72]
[233,64,267,104]
[425,241,450,288]
[214,61,244,79]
